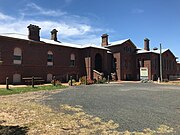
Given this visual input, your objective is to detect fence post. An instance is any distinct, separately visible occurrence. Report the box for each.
[32,76,34,88]
[70,76,73,86]
[53,76,56,86]
[6,77,9,90]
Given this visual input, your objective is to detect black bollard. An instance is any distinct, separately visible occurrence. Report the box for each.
[6,77,9,90]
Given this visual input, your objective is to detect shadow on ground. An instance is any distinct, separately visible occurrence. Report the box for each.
[0,120,28,135]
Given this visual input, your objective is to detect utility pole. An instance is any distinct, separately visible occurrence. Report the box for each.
[160,43,163,82]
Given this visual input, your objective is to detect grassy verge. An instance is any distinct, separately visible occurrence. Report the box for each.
[159,81,180,86]
[0,85,67,95]
[169,81,180,85]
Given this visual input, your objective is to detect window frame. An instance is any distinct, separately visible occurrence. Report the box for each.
[47,51,53,66]
[13,47,22,65]
[70,53,75,67]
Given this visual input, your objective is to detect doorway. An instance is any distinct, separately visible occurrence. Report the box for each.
[95,53,102,72]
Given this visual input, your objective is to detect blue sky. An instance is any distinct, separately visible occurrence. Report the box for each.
[0,0,180,60]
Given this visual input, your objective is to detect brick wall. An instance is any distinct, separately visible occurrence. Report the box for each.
[107,40,137,81]
[0,36,84,83]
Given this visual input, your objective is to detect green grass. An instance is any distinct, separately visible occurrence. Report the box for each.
[0,85,68,95]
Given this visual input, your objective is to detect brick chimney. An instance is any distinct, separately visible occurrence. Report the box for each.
[101,34,109,47]
[144,38,150,51]
[27,24,41,41]
[51,29,58,41]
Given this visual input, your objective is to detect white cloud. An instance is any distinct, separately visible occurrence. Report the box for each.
[0,12,15,21]
[58,23,92,36]
[21,3,67,17]
[0,3,105,45]
[0,19,92,37]
[69,35,101,45]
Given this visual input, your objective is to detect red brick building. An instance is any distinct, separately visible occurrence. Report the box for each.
[0,24,111,84]
[137,38,177,81]
[176,63,180,76]
[101,34,137,80]
[0,24,179,84]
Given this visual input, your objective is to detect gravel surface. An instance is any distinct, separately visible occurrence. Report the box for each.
[40,83,180,133]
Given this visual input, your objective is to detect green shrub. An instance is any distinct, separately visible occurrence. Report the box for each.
[79,76,86,84]
[51,80,62,86]
[97,77,107,84]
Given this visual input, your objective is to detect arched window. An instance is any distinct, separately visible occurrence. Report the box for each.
[70,53,75,67]
[13,47,22,64]
[47,74,53,82]
[13,74,21,84]
[47,51,53,66]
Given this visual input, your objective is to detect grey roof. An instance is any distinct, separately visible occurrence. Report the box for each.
[0,33,108,50]
[137,49,169,54]
[109,39,130,46]
[106,38,136,48]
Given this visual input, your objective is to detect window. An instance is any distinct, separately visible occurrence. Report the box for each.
[129,47,131,52]
[47,51,53,66]
[13,48,22,64]
[124,46,132,53]
[47,74,53,82]
[146,55,150,59]
[13,74,21,84]
[139,60,142,67]
[70,53,75,67]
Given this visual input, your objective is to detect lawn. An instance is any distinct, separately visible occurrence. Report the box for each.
[0,85,67,95]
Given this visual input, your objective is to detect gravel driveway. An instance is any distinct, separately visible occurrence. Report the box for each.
[40,83,180,133]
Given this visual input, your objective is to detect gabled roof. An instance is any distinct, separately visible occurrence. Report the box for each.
[0,33,82,48]
[137,49,169,54]
[0,33,29,40]
[81,44,110,50]
[41,38,82,49]
[0,33,108,50]
[106,38,136,48]
[109,39,130,46]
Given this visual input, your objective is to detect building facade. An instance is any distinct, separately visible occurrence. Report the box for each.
[137,39,177,81]
[0,24,111,84]
[0,24,179,84]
